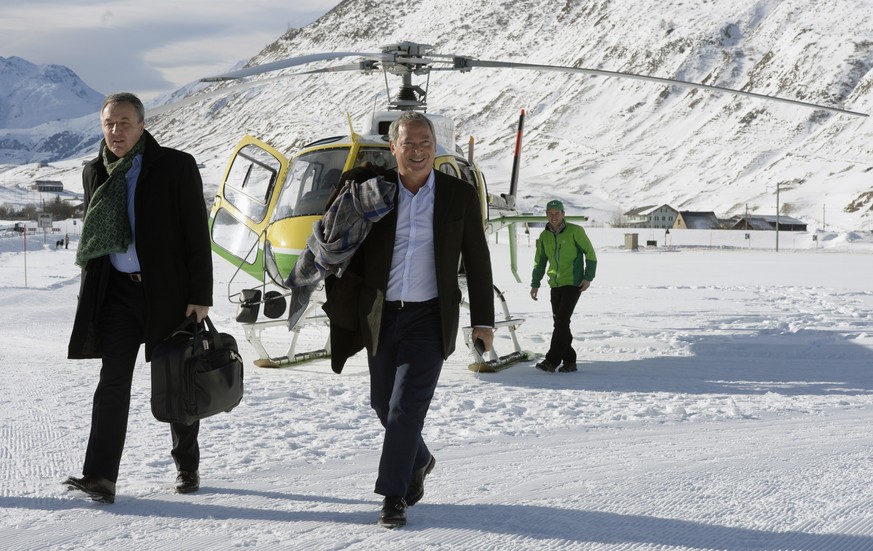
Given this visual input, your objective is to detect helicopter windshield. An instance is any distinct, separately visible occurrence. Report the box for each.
[273,148,347,220]
[272,146,396,220]
[353,147,396,172]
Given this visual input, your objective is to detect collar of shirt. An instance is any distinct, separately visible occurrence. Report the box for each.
[110,153,143,273]
[386,170,438,302]
[548,221,566,235]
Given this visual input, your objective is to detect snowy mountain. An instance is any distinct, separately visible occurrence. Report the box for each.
[0,56,104,163]
[3,0,873,230]
[143,0,873,231]
[0,56,103,129]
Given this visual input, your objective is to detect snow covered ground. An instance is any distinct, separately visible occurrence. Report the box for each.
[2,228,873,550]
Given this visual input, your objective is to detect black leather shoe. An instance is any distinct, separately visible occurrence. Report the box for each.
[174,470,200,494]
[379,495,407,528]
[405,454,436,506]
[63,475,116,504]
[535,359,556,372]
[558,362,578,372]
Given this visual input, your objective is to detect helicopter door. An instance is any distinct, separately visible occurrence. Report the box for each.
[210,137,289,278]
[436,157,488,223]
[455,161,477,187]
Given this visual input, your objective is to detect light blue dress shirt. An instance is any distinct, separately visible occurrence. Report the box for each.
[109,153,142,273]
[385,170,438,302]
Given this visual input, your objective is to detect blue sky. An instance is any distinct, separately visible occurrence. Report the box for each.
[0,0,342,101]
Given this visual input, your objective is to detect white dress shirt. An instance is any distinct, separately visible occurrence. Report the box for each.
[385,170,438,302]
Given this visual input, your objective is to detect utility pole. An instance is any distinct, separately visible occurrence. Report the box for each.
[775,181,780,253]
[23,224,28,288]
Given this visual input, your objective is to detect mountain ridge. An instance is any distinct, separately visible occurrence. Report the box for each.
[2,0,872,230]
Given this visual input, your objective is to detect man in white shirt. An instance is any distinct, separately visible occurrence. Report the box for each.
[322,111,494,527]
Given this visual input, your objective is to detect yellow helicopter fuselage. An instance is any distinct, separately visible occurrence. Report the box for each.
[208,113,489,287]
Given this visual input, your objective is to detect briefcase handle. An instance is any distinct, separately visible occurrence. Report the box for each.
[170,314,223,351]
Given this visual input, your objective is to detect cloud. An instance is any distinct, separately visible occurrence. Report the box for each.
[0,0,341,101]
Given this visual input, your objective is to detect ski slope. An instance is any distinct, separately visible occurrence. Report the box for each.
[2,228,873,550]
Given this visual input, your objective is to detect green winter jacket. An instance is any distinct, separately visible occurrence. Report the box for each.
[531,222,597,288]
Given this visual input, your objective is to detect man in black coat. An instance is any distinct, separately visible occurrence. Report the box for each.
[323,111,494,527]
[64,93,213,504]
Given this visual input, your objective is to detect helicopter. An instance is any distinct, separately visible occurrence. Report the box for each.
[165,41,866,371]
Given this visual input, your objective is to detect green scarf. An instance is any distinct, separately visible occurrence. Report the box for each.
[75,135,146,268]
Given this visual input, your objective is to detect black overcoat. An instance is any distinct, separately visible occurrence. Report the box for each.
[67,130,213,361]
[323,170,494,374]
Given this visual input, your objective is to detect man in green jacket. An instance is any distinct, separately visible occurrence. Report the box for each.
[530,199,597,372]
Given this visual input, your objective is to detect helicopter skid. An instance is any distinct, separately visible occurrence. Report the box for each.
[468,350,532,373]
[242,313,331,369]
[459,282,529,374]
[253,348,331,368]
[462,313,528,373]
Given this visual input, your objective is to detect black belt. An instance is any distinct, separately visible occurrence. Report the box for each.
[114,269,142,283]
[384,298,438,311]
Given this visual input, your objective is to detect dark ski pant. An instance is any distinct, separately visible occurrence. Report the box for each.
[83,267,199,483]
[368,299,443,498]
[545,285,582,367]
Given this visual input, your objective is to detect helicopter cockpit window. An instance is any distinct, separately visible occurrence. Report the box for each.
[354,148,396,171]
[222,145,280,223]
[273,148,348,220]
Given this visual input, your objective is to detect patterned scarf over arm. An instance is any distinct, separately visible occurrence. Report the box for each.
[283,175,397,327]
[75,136,145,268]
[287,175,397,287]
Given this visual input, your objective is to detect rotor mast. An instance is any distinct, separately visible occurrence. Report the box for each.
[390,72,427,111]
[381,42,432,111]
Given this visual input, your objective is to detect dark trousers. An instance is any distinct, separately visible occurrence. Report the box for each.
[83,268,199,482]
[545,285,582,366]
[368,300,443,497]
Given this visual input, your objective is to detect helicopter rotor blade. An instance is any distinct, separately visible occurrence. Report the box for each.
[148,41,866,119]
[145,62,381,118]
[201,51,385,82]
[455,58,867,117]
[145,75,291,118]
[291,61,379,76]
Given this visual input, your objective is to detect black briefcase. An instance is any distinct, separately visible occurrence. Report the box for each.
[151,315,244,425]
